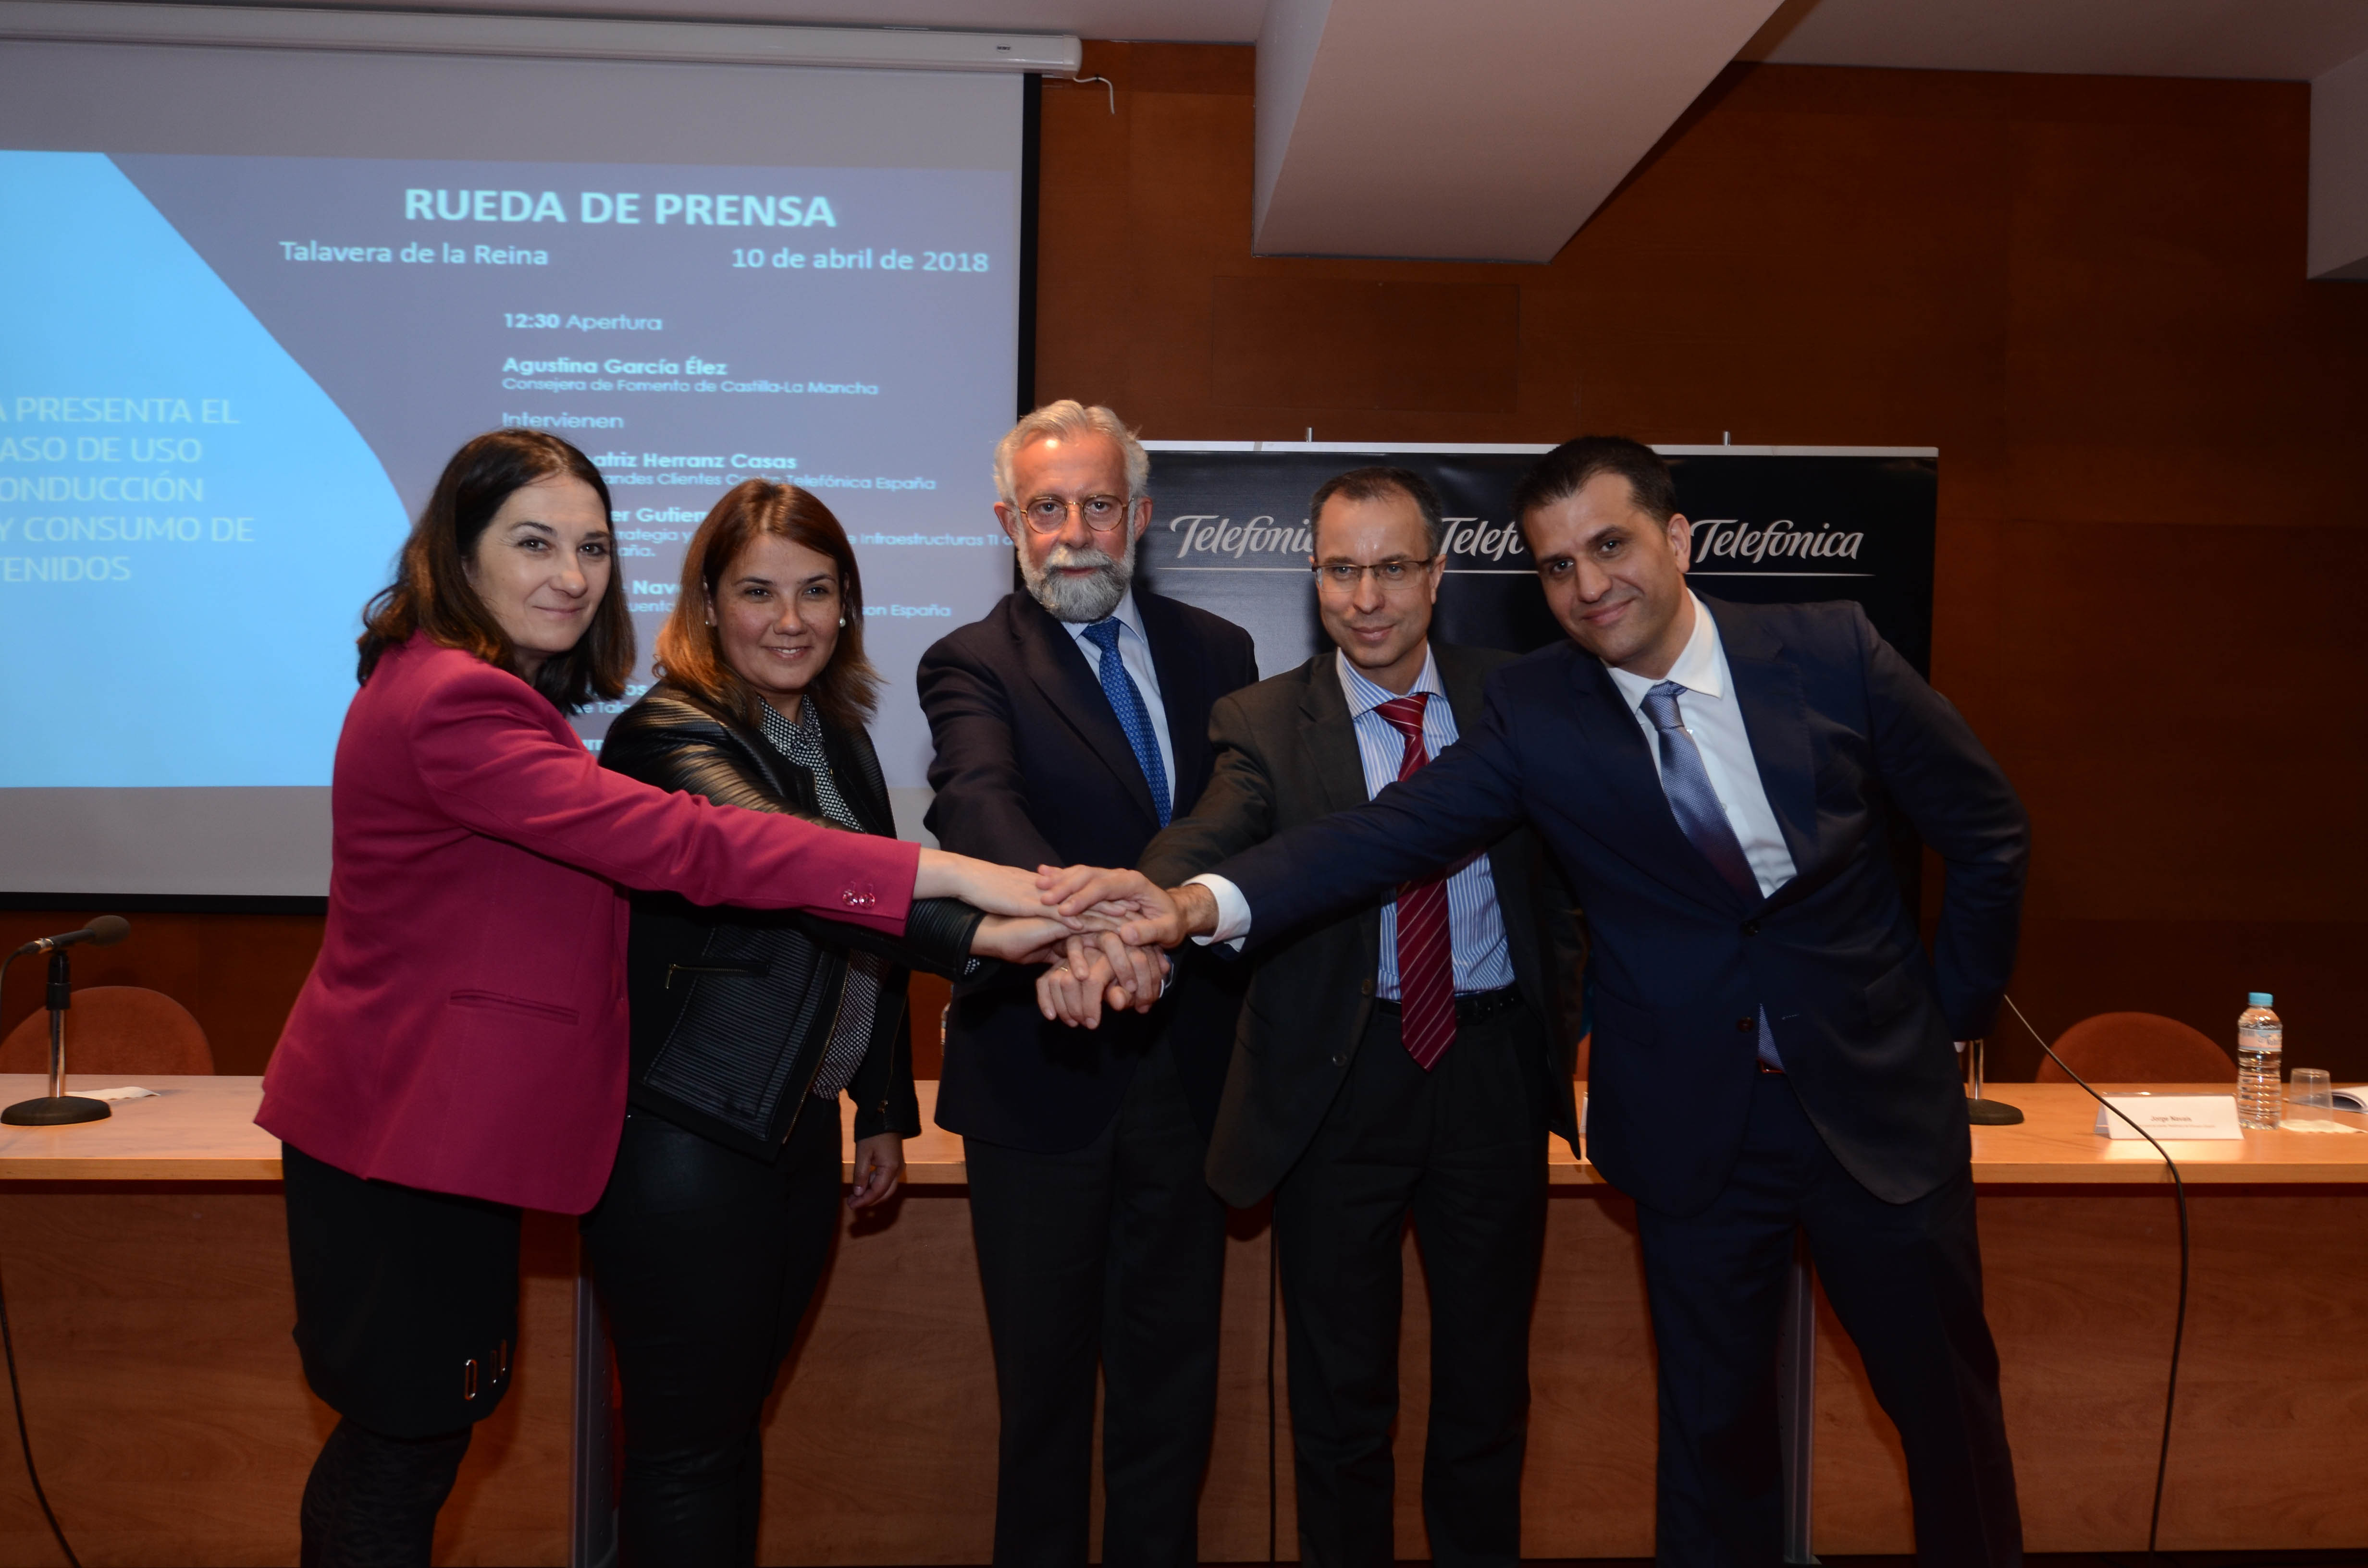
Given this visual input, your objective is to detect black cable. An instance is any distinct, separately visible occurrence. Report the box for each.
[0,949,84,1568]
[1266,1218,1278,1564]
[2001,994,2188,1557]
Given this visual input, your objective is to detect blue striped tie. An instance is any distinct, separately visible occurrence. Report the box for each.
[1082,618,1170,826]
[1642,681,1781,1069]
[1640,682,1757,897]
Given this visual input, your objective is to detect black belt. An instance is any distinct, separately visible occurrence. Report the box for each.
[1372,985,1524,1025]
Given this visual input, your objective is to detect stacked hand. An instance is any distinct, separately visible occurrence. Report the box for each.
[1022,867,1224,1028]
[926,849,1222,1029]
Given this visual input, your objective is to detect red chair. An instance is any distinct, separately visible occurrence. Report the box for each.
[0,986,215,1076]
[2036,1011,2232,1085]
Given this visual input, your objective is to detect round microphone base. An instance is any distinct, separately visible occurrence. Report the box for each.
[1,1095,112,1126]
[1965,1096,2024,1126]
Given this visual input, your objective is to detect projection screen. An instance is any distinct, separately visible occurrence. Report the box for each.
[0,34,1028,897]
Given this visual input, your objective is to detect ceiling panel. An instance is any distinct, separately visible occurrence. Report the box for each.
[140,0,1262,42]
[1741,0,2368,83]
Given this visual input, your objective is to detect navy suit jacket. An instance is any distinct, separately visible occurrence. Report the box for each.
[1210,597,2028,1216]
[919,588,1259,1153]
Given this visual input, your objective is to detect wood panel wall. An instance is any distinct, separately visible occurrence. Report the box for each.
[1032,47,2368,1083]
[7,50,2365,1081]
[4,1183,2363,1563]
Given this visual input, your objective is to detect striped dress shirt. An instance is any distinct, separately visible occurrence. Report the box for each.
[1336,648,1517,999]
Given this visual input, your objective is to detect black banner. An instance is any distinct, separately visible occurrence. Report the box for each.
[1135,444,1937,677]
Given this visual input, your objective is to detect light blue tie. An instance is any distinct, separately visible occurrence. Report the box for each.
[1082,618,1170,827]
[1641,681,1781,1068]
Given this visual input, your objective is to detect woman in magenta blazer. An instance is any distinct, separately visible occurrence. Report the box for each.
[259,430,1067,1567]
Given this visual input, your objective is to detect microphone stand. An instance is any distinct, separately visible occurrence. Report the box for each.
[1963,1035,2023,1126]
[2,949,111,1127]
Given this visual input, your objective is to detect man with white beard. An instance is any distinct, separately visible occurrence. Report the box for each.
[915,401,1259,1568]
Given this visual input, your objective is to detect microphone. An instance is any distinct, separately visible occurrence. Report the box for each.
[10,916,129,959]
[2,917,128,1127]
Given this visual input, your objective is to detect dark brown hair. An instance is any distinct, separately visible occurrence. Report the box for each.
[1510,436,1678,526]
[357,429,630,710]
[1309,466,1445,555]
[655,480,881,734]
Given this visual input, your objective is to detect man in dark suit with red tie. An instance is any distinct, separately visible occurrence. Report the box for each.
[1056,437,2030,1568]
[1132,466,1584,1568]
[916,401,1258,1568]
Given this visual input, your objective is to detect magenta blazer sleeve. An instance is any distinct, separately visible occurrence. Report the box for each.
[259,636,923,1213]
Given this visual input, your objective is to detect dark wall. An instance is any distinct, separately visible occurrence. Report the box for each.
[10,48,2366,1084]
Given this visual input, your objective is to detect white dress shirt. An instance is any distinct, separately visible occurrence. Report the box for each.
[1606,592,1796,1067]
[1602,592,1797,901]
[1193,595,1797,956]
[1333,647,1516,997]
[1061,588,1176,820]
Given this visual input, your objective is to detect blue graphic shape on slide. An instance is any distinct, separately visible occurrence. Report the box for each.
[0,151,407,787]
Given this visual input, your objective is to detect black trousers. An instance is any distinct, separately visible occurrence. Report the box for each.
[962,1038,1227,1568]
[283,1142,524,1568]
[1636,1072,2022,1568]
[579,1100,845,1568]
[1272,999,1548,1568]
[284,1141,522,1436]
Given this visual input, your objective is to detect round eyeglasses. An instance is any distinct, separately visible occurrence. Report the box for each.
[1019,494,1131,534]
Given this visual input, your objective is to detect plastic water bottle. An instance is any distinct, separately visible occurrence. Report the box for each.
[2237,992,2282,1129]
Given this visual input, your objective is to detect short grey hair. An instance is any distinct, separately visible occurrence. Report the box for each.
[992,400,1150,507]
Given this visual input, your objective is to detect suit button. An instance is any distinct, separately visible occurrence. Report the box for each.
[1736,1017,1756,1033]
[842,884,877,908]
[1330,1053,1349,1068]
[1742,920,1760,937]
[1359,979,1374,997]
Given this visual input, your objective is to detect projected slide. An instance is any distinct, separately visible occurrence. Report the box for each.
[0,147,1017,789]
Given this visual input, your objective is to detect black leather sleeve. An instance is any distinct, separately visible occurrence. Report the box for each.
[611,710,989,979]
[615,724,840,829]
[903,897,988,976]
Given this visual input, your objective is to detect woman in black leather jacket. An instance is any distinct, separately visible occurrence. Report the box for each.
[587,479,1061,1565]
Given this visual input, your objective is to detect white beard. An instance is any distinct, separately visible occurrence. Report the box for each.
[1021,539,1134,623]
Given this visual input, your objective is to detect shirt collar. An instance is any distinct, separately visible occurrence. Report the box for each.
[1604,592,1726,710]
[1059,587,1146,645]
[1335,641,1444,719]
[767,696,833,758]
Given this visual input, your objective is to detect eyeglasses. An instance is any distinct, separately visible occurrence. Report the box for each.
[1019,494,1132,534]
[1313,557,1436,590]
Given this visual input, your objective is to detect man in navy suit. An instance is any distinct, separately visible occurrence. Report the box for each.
[1048,437,2029,1567]
[918,401,1258,1568]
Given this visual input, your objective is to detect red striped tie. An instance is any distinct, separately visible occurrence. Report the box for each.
[1374,695,1455,1070]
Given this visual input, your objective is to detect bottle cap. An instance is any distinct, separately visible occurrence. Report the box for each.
[2248,992,2274,1006]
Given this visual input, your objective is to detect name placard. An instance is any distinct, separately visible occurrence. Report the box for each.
[2092,1094,2243,1140]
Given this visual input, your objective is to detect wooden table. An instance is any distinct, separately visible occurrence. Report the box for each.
[0,1075,2362,1564]
[896,1078,2368,1565]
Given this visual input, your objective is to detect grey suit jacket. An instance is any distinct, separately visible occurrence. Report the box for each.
[1139,641,1587,1207]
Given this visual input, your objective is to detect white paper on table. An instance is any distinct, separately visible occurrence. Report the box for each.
[2279,1117,2360,1134]
[65,1086,157,1103]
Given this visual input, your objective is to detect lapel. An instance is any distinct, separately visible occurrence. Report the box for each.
[1136,590,1209,803]
[1009,594,1161,830]
[1438,640,1537,924]
[1706,598,1818,877]
[1297,650,1377,816]
[816,715,893,837]
[1566,649,1757,914]
[716,711,808,810]
[1297,649,1385,976]
[1435,642,1488,737]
